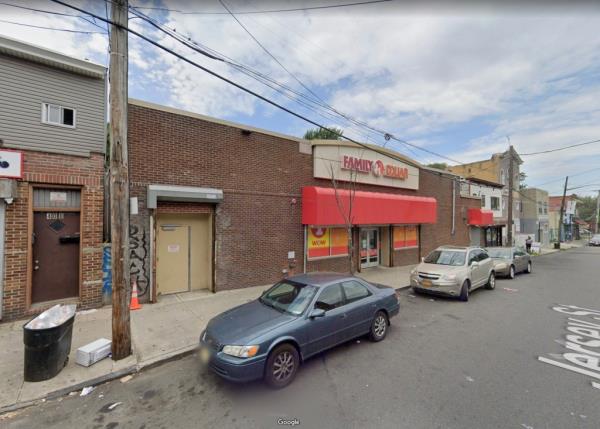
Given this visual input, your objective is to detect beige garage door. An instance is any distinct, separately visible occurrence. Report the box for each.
[156,213,212,295]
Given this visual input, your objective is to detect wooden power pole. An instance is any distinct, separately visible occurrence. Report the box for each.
[596,189,600,234]
[109,0,131,360]
[507,145,514,246]
[557,176,569,248]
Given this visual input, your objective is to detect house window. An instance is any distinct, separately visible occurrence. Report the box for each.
[543,202,548,214]
[538,203,543,214]
[490,197,500,210]
[42,103,76,128]
[481,196,486,208]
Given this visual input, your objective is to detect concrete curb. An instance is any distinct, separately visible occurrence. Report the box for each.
[0,345,199,415]
[395,285,411,291]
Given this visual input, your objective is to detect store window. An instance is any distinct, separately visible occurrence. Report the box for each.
[307,227,349,259]
[393,225,418,250]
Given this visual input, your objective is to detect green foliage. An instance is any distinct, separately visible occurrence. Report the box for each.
[303,127,343,140]
[427,162,448,170]
[573,194,598,222]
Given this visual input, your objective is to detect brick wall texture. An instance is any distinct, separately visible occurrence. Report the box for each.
[2,150,104,321]
[128,103,480,299]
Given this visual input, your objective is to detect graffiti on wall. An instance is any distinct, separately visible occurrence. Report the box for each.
[130,224,150,297]
[102,244,112,305]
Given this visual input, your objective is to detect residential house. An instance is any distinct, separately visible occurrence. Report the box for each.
[459,177,504,247]
[0,36,106,321]
[448,148,523,245]
[549,195,580,242]
[519,188,550,246]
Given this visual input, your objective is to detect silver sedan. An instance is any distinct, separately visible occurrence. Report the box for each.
[486,247,532,279]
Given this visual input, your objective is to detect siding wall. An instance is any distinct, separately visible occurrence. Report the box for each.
[0,54,106,156]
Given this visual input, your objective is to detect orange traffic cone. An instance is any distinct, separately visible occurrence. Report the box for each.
[130,279,142,310]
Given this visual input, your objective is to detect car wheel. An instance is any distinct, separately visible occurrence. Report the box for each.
[526,261,532,274]
[485,272,496,290]
[264,343,299,389]
[459,280,469,302]
[369,311,388,342]
[509,265,515,279]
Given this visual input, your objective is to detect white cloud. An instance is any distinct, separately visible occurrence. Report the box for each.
[2,1,600,194]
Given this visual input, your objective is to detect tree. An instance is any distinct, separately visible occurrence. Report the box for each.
[572,194,597,222]
[327,162,358,274]
[427,162,448,170]
[303,127,343,140]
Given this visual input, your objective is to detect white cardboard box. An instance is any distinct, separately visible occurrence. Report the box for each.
[76,338,112,367]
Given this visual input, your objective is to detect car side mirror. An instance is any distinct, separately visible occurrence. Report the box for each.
[471,261,479,267]
[309,308,326,319]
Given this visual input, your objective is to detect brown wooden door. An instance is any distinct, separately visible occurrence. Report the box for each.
[32,212,80,303]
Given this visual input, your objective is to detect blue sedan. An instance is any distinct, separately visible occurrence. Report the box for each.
[199,272,400,388]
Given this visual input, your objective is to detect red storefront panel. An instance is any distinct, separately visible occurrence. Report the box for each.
[302,186,437,226]
[467,208,494,226]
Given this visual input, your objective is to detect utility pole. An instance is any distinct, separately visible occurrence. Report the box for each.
[109,0,131,360]
[557,176,569,248]
[507,144,514,247]
[594,189,600,234]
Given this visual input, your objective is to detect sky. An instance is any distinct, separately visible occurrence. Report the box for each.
[1,0,600,196]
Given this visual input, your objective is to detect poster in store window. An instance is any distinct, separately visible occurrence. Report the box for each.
[406,226,418,247]
[307,227,330,258]
[393,226,406,249]
[330,228,349,256]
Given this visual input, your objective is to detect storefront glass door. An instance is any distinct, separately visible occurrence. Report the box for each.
[360,228,379,268]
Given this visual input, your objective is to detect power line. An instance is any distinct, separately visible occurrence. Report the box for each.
[51,0,469,190]
[0,1,107,31]
[520,138,600,156]
[0,18,106,34]
[131,0,394,15]
[529,167,600,188]
[128,5,463,165]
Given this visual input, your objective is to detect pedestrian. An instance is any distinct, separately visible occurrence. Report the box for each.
[525,236,533,253]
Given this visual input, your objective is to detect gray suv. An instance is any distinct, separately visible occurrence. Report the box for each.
[410,246,496,301]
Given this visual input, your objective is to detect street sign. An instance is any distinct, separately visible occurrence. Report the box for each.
[0,150,23,179]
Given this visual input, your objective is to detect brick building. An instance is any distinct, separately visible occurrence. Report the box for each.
[128,99,481,302]
[0,36,106,321]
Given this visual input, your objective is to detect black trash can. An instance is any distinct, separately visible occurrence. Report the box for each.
[23,313,75,382]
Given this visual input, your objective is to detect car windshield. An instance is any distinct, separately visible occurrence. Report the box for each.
[259,281,317,316]
[486,248,512,259]
[424,250,466,266]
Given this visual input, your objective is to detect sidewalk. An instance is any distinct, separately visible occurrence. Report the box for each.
[0,265,412,413]
[538,239,586,255]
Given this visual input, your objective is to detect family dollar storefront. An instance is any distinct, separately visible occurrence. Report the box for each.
[303,143,437,273]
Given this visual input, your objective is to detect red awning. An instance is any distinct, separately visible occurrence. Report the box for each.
[302,186,437,226]
[467,208,494,226]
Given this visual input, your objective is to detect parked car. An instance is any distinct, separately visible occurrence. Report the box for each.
[410,246,495,301]
[486,246,532,279]
[198,273,399,388]
[589,234,600,246]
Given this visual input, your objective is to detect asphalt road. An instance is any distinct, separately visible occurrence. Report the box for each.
[3,247,600,429]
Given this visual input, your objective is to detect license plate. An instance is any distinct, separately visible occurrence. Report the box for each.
[199,346,211,364]
[422,279,432,288]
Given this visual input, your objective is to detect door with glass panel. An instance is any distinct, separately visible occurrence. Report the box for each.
[360,228,379,268]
